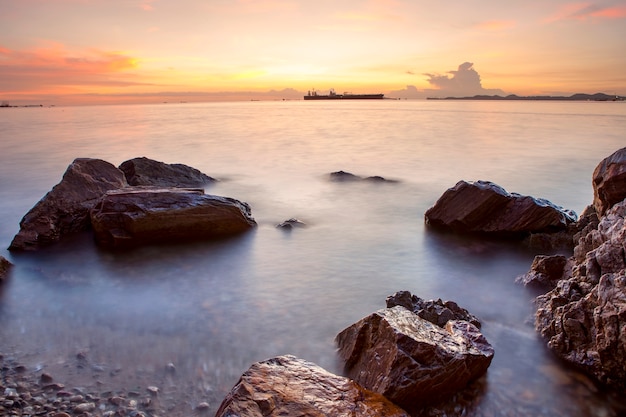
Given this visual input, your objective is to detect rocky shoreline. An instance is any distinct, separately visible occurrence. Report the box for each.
[1,148,625,416]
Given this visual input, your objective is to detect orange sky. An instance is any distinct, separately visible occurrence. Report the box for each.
[1,0,625,105]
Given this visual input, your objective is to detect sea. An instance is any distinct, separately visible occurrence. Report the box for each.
[0,99,625,416]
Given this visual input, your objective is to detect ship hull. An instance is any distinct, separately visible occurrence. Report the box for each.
[304,94,384,100]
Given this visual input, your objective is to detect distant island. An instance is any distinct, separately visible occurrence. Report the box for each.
[428,93,625,101]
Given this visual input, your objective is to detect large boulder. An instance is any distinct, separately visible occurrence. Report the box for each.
[90,187,256,248]
[593,147,626,216]
[424,180,577,238]
[214,355,409,417]
[9,158,128,251]
[119,157,216,188]
[0,256,12,281]
[335,306,494,412]
[534,198,626,388]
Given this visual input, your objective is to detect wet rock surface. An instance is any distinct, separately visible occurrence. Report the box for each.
[336,306,494,412]
[90,187,256,248]
[119,157,217,188]
[592,147,626,216]
[215,355,409,417]
[9,158,128,251]
[424,180,577,238]
[0,354,173,417]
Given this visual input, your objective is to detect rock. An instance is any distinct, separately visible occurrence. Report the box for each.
[592,147,626,216]
[534,198,626,388]
[329,170,397,183]
[336,306,494,411]
[329,170,362,181]
[276,218,306,229]
[214,355,409,417]
[40,372,54,384]
[0,256,12,281]
[119,157,216,188]
[424,180,577,238]
[90,187,256,248]
[386,290,482,329]
[9,158,128,251]
[516,255,569,289]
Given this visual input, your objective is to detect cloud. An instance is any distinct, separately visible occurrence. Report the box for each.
[545,2,626,22]
[474,20,516,31]
[389,62,506,98]
[140,0,156,11]
[0,44,141,91]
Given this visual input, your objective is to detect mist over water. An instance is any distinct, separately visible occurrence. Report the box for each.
[1,100,625,415]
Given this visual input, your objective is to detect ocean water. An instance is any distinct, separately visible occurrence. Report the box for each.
[0,100,625,415]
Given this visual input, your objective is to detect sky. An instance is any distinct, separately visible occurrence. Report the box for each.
[1,0,625,105]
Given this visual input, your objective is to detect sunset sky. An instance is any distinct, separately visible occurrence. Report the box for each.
[1,0,625,105]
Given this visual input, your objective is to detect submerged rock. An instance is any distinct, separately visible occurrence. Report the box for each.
[90,187,256,248]
[592,147,626,216]
[276,218,307,230]
[329,170,397,183]
[119,156,216,188]
[336,306,494,411]
[9,158,128,251]
[214,355,409,417]
[0,256,12,281]
[425,180,577,238]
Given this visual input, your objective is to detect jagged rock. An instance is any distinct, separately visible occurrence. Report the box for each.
[0,256,12,281]
[535,199,626,388]
[424,180,577,238]
[9,158,128,251]
[214,355,409,417]
[119,157,216,188]
[336,306,494,411]
[90,187,256,248]
[593,147,626,216]
[386,290,482,328]
[516,255,569,289]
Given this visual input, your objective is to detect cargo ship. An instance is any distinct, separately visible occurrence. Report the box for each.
[304,89,384,100]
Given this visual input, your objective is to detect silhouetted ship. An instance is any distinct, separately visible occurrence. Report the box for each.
[304,89,384,100]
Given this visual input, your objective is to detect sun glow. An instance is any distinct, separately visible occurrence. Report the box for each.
[1,0,624,105]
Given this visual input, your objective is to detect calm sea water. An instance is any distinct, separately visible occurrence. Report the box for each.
[0,100,625,415]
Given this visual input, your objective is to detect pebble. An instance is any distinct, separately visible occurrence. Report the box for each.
[0,356,188,417]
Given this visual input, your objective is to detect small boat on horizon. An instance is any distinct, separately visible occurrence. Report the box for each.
[304,89,384,100]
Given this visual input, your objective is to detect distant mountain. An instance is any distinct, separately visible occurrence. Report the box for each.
[428,93,625,101]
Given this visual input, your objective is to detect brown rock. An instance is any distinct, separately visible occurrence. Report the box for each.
[9,158,128,251]
[386,290,482,328]
[593,147,626,216]
[336,306,494,411]
[119,157,216,187]
[90,187,256,248]
[535,199,626,388]
[0,256,12,281]
[515,255,569,289]
[425,180,577,238]
[214,355,409,417]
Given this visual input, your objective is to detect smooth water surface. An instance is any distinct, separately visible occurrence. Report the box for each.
[1,100,625,415]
